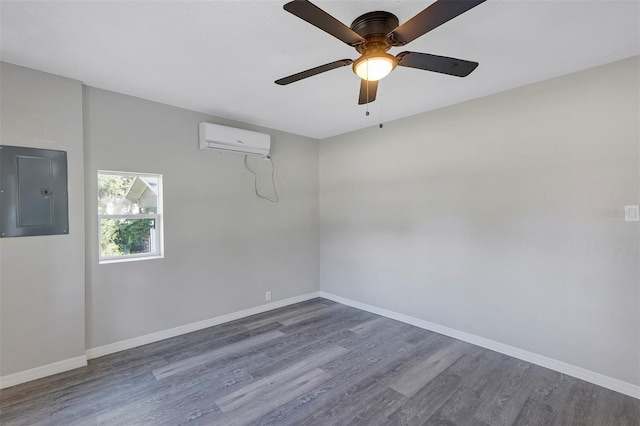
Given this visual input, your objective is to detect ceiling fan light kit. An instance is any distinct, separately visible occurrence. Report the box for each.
[353,52,397,82]
[276,0,486,105]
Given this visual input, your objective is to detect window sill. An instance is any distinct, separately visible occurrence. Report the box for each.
[99,254,164,265]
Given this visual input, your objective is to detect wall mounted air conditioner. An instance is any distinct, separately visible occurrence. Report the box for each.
[199,122,270,157]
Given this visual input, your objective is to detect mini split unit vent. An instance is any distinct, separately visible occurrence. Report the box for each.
[199,122,270,157]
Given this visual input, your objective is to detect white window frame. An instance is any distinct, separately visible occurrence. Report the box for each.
[98,170,164,264]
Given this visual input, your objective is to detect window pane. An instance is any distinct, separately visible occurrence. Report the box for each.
[98,173,159,215]
[100,218,156,257]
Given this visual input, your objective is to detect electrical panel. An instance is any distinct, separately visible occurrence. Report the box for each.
[0,145,69,237]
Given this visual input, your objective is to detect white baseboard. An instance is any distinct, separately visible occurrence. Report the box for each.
[1,292,321,389]
[7,291,637,400]
[319,291,640,400]
[86,291,322,360]
[0,356,87,389]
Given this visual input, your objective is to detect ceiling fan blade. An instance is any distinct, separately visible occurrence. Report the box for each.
[275,59,353,85]
[283,0,365,46]
[397,51,478,77]
[358,79,378,105]
[389,0,486,46]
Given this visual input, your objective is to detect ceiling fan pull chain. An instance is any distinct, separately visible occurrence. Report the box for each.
[366,70,369,114]
[365,61,370,116]
[379,92,383,128]
[365,91,370,115]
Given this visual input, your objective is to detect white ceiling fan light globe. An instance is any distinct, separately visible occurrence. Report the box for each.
[353,54,397,81]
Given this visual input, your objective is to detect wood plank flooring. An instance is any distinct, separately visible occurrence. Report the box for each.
[1,298,638,425]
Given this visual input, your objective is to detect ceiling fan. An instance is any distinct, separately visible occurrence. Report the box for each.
[275,0,486,105]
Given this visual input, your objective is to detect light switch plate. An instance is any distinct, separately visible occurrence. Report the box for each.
[625,205,639,221]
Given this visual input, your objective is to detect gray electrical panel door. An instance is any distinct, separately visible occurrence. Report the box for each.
[0,145,69,237]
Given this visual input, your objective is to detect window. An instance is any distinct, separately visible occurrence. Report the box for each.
[98,171,163,263]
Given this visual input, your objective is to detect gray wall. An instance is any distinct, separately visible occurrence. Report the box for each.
[2,57,637,391]
[0,63,86,375]
[319,57,640,386]
[84,87,319,349]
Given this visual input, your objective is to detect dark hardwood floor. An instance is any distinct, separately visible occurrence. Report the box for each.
[1,298,638,425]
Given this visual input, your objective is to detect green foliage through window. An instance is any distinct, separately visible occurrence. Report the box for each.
[100,218,155,256]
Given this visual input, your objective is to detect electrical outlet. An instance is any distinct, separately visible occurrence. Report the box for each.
[265,291,271,301]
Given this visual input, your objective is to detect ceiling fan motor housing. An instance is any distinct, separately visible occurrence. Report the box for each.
[350,11,399,51]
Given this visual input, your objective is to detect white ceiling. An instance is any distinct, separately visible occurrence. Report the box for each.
[1,1,639,139]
